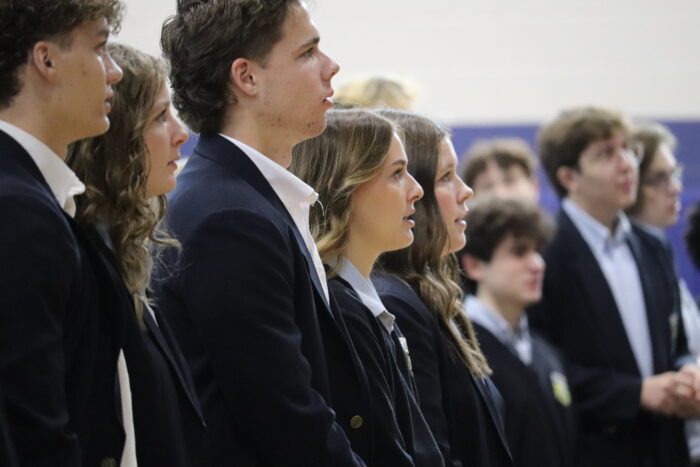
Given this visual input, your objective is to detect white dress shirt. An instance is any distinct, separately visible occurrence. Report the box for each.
[336,257,395,333]
[218,135,330,303]
[563,198,653,378]
[0,120,84,215]
[465,295,533,365]
[0,120,138,466]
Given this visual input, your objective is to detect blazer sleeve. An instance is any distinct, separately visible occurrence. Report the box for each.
[0,195,81,466]
[382,292,462,467]
[176,208,362,467]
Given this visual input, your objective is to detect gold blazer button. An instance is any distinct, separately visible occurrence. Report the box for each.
[350,415,363,429]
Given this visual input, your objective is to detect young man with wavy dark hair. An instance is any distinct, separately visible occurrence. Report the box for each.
[0,0,126,465]
[152,1,371,465]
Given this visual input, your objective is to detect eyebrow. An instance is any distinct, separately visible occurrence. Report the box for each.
[297,36,320,51]
[392,159,407,167]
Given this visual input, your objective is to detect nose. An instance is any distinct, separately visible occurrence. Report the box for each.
[172,116,189,147]
[408,173,424,203]
[105,51,123,85]
[322,50,340,81]
[458,177,474,204]
[669,174,682,195]
[529,251,545,272]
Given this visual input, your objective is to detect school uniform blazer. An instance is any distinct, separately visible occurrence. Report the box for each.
[0,130,126,466]
[473,323,576,467]
[151,133,369,467]
[328,277,445,467]
[373,273,514,467]
[528,209,690,467]
[85,228,210,466]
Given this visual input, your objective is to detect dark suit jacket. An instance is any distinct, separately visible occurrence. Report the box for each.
[329,277,445,467]
[528,209,690,467]
[151,134,368,466]
[85,228,210,467]
[0,129,126,466]
[373,273,514,467]
[473,322,576,467]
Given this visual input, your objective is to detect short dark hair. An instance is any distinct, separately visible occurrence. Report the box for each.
[538,106,630,198]
[0,0,123,109]
[686,202,700,271]
[464,197,554,263]
[161,0,298,134]
[460,138,536,187]
[626,122,677,216]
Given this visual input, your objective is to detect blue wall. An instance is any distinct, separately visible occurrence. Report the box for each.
[451,121,700,297]
[180,120,700,296]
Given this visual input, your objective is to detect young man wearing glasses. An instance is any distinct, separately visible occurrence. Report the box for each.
[529,107,700,467]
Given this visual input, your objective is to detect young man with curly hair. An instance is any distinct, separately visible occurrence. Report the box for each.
[0,0,126,465]
[152,1,371,465]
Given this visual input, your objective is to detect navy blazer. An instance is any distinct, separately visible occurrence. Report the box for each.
[528,209,690,467]
[473,323,576,467]
[373,273,514,467]
[0,129,126,466]
[85,229,211,466]
[329,277,445,467]
[151,134,369,466]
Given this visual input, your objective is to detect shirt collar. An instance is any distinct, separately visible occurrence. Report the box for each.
[0,120,85,217]
[218,134,318,209]
[562,198,631,251]
[465,294,532,364]
[336,257,395,333]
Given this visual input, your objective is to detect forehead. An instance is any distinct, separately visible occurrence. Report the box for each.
[648,145,677,170]
[275,1,318,51]
[69,17,110,42]
[437,137,456,165]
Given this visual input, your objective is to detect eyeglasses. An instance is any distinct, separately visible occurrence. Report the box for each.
[585,141,643,167]
[641,164,683,189]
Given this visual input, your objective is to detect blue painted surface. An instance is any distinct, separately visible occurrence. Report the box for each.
[180,120,700,296]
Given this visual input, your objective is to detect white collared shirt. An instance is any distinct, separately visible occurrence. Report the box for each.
[0,120,137,466]
[336,257,395,333]
[0,120,84,216]
[465,295,533,365]
[563,198,653,378]
[218,134,329,303]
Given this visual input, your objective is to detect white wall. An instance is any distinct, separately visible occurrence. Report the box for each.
[118,0,700,125]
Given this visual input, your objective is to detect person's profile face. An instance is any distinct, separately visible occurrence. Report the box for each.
[434,137,473,256]
[251,1,339,145]
[637,145,682,228]
[143,83,189,198]
[51,17,123,142]
[349,134,423,257]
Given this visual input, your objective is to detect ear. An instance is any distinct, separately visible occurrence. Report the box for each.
[461,254,484,282]
[556,166,577,194]
[29,41,58,81]
[230,57,257,98]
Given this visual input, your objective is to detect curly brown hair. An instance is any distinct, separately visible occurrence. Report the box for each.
[0,0,123,109]
[161,0,298,134]
[67,43,178,323]
[460,138,536,187]
[377,109,491,378]
[290,108,396,277]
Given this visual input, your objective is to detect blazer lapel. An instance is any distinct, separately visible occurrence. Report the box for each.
[195,134,331,311]
[473,377,513,460]
[142,309,205,423]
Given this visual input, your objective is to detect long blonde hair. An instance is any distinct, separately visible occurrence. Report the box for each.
[290,108,395,277]
[377,109,491,378]
[67,43,179,323]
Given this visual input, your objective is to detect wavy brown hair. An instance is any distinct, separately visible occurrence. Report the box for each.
[67,43,178,323]
[290,108,395,276]
[377,109,491,378]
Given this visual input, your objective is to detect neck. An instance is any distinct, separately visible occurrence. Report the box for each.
[344,240,380,280]
[569,194,619,232]
[476,288,524,329]
[220,107,295,168]
[0,100,68,158]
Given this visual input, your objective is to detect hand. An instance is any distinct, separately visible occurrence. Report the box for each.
[641,372,680,416]
[679,364,700,400]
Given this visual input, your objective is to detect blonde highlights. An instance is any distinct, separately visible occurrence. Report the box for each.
[290,108,395,277]
[67,43,178,323]
[377,109,491,378]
